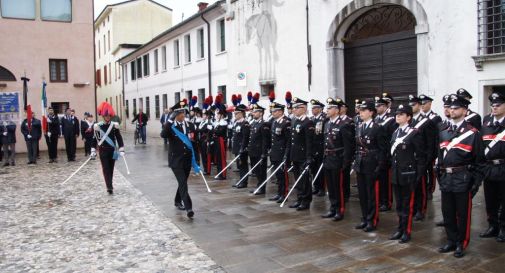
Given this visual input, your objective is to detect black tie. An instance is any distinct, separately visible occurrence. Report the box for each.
[452,125,457,132]
[495,121,501,128]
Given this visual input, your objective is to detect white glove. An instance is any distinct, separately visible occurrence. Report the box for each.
[47,119,52,123]
[90,148,97,159]
[119,147,125,157]
[2,132,6,136]
[207,125,212,130]
[47,132,51,137]
[27,134,32,139]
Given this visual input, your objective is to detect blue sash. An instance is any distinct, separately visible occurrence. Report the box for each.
[99,127,119,160]
[171,124,201,174]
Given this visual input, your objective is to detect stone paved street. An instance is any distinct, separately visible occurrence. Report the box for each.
[0,152,223,273]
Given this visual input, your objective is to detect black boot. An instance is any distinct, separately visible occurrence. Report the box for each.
[321,211,336,218]
[269,194,281,201]
[479,226,499,238]
[399,233,411,244]
[438,242,456,253]
[332,213,344,221]
[389,231,403,240]
[496,227,505,243]
[355,221,367,230]
[453,243,465,258]
[289,201,301,208]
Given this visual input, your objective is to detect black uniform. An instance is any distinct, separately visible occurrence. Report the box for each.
[190,117,202,165]
[311,113,326,195]
[481,116,505,241]
[322,117,354,218]
[232,118,250,187]
[374,112,398,210]
[0,121,16,165]
[61,115,80,161]
[390,125,427,239]
[212,118,228,179]
[21,118,42,164]
[161,119,195,213]
[423,110,443,194]
[437,121,484,251]
[289,116,315,209]
[339,115,356,200]
[410,113,437,220]
[199,118,212,174]
[248,118,271,193]
[45,114,60,161]
[269,116,291,199]
[92,121,124,192]
[81,120,94,156]
[353,119,388,230]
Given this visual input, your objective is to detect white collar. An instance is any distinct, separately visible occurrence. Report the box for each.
[276,115,284,122]
[452,119,464,129]
[330,116,339,123]
[399,123,409,131]
[378,112,387,119]
[413,112,422,121]
[297,115,307,121]
[422,110,432,116]
[362,119,373,127]
[494,116,504,124]
[314,113,322,119]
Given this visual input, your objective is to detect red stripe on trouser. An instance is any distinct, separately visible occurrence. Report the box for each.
[339,170,345,215]
[463,192,472,249]
[422,176,427,214]
[207,154,211,174]
[374,180,379,226]
[388,168,393,207]
[284,168,289,196]
[218,137,226,178]
[406,190,415,235]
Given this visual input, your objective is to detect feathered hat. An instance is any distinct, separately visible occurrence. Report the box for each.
[97,101,115,117]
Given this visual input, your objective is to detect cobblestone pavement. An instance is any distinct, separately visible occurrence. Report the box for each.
[0,154,223,273]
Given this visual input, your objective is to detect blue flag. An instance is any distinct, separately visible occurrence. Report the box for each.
[171,124,201,174]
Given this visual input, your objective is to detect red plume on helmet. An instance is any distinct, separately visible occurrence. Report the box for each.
[182,98,188,105]
[285,91,292,105]
[231,94,238,106]
[190,96,198,107]
[237,94,242,104]
[269,91,275,102]
[208,95,214,105]
[251,92,260,104]
[203,96,212,110]
[97,101,116,117]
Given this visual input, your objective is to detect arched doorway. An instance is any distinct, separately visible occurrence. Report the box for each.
[0,66,16,81]
[344,5,417,106]
[326,0,429,108]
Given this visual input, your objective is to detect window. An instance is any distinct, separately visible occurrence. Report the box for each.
[217,19,226,52]
[0,0,35,20]
[155,95,160,119]
[185,90,193,102]
[154,49,159,73]
[108,62,111,84]
[108,30,111,52]
[217,85,227,104]
[118,63,121,79]
[162,94,168,110]
[136,57,142,78]
[174,92,180,103]
[145,96,150,118]
[197,28,205,59]
[96,69,101,86]
[41,0,72,22]
[130,61,136,81]
[261,83,275,97]
[103,35,106,55]
[98,41,100,58]
[125,99,129,118]
[49,59,68,82]
[114,62,117,81]
[198,88,205,108]
[133,99,137,116]
[174,40,180,67]
[161,46,167,71]
[103,65,107,86]
[51,102,69,115]
[478,0,505,54]
[143,54,149,76]
[184,34,191,63]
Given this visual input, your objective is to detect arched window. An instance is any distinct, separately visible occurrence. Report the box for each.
[0,66,16,81]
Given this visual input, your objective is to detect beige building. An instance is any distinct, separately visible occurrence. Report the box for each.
[94,0,173,123]
[0,0,94,152]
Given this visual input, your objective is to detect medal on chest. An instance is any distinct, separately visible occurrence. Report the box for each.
[296,124,301,133]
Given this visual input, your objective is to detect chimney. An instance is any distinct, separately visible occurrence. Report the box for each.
[198,2,209,12]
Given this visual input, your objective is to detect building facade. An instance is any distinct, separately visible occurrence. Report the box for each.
[0,0,94,152]
[95,0,173,124]
[120,1,228,135]
[121,0,505,136]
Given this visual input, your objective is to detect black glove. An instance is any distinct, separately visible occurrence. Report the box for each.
[471,184,479,198]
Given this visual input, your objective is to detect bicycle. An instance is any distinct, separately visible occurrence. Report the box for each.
[133,123,141,145]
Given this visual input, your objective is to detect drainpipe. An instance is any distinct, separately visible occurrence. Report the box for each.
[306,0,312,91]
[201,13,212,96]
[92,0,97,119]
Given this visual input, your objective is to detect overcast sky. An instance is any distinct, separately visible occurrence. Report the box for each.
[94,0,219,23]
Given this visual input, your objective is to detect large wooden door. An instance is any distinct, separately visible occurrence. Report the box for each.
[342,5,417,108]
